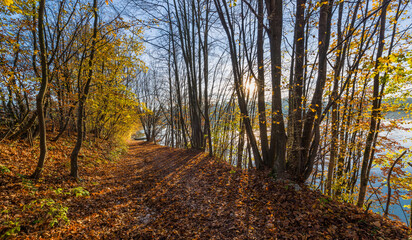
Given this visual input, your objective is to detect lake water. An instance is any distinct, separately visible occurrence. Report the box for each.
[370,119,412,225]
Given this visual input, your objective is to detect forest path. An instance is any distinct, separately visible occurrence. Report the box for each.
[43,141,408,239]
[63,141,232,239]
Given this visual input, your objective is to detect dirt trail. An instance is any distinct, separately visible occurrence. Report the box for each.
[61,141,217,239]
[26,141,409,239]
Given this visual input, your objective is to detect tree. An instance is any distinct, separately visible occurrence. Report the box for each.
[69,0,99,179]
[31,0,48,179]
[358,0,390,208]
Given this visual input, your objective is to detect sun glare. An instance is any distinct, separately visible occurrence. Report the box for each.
[244,81,257,93]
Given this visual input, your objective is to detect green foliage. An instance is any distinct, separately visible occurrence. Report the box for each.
[319,197,331,207]
[108,141,128,161]
[53,187,89,197]
[20,177,38,193]
[53,187,65,195]
[0,165,10,174]
[24,198,69,228]
[1,219,21,239]
[381,52,412,97]
[70,187,90,197]
[269,170,278,180]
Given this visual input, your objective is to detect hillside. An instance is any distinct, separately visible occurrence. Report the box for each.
[0,140,410,239]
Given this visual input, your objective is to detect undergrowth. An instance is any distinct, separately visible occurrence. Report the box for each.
[0,133,124,239]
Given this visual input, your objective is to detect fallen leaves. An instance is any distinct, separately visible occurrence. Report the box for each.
[0,140,411,239]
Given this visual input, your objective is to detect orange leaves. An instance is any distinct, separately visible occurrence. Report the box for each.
[1,140,410,239]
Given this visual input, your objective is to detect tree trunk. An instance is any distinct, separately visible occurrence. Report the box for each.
[70,0,98,179]
[203,0,212,156]
[265,0,286,175]
[287,0,306,177]
[256,0,269,165]
[326,1,344,196]
[357,0,389,208]
[214,0,262,167]
[31,0,48,179]
[299,0,333,182]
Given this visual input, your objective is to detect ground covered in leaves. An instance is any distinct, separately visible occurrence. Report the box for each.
[1,140,411,239]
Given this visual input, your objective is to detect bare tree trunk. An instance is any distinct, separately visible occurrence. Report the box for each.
[326,1,344,195]
[8,112,37,141]
[168,0,189,149]
[70,0,99,179]
[266,0,286,175]
[358,0,389,207]
[299,0,333,182]
[384,150,407,217]
[173,0,203,150]
[256,0,269,165]
[287,0,306,177]
[31,0,48,179]
[214,0,262,166]
[237,119,245,168]
[51,106,74,142]
[203,0,212,156]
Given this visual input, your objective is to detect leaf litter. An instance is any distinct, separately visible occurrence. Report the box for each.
[0,140,410,239]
